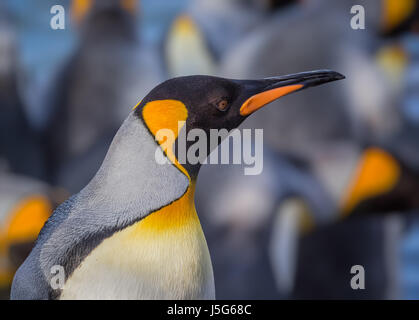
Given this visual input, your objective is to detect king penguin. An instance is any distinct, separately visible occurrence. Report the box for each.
[11,71,344,300]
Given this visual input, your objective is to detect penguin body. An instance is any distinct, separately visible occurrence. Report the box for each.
[60,183,213,300]
[12,72,344,300]
[12,114,202,299]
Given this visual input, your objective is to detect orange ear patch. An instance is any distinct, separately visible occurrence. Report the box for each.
[142,100,188,137]
[340,148,401,216]
[142,100,190,180]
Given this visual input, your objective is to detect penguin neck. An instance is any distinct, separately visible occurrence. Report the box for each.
[80,113,193,221]
[135,180,198,232]
[82,112,196,227]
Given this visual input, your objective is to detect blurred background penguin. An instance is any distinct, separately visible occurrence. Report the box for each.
[0,173,53,299]
[43,0,163,193]
[375,0,419,299]
[0,3,55,298]
[0,3,45,179]
[1,0,419,300]
[163,0,296,77]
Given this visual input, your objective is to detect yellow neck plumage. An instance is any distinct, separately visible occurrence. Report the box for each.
[139,99,198,231]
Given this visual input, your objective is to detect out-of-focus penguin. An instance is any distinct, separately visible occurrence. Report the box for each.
[375,0,419,298]
[0,4,45,179]
[219,0,396,151]
[44,0,163,193]
[280,0,419,299]
[164,0,297,77]
[272,141,419,299]
[196,144,335,299]
[0,170,54,299]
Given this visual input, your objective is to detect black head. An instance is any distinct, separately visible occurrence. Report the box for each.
[135,71,345,178]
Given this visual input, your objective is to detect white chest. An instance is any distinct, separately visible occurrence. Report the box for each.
[59,215,215,300]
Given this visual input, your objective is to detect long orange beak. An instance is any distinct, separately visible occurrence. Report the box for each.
[239,70,345,116]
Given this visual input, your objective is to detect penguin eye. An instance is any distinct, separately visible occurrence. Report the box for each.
[215,99,229,112]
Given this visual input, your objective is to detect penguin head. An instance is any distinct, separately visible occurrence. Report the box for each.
[71,0,138,32]
[136,71,344,178]
[380,0,419,36]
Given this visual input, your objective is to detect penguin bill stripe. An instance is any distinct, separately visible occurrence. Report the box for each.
[239,70,345,116]
[240,84,303,116]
